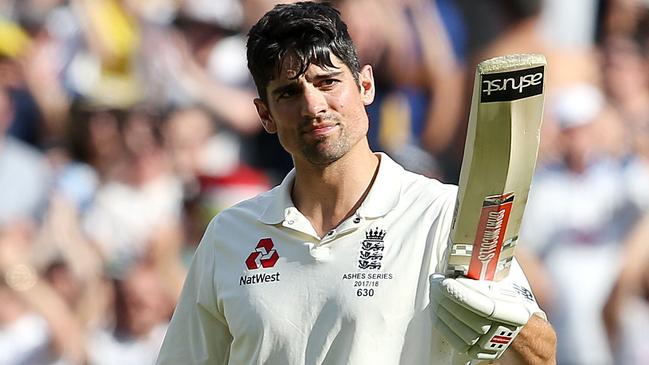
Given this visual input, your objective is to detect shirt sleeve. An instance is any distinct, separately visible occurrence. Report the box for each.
[430,184,459,274]
[500,258,546,320]
[156,220,232,365]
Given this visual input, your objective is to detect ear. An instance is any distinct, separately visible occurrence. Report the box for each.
[358,65,376,106]
[254,98,277,134]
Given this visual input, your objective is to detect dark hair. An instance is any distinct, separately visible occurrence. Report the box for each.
[246,1,360,101]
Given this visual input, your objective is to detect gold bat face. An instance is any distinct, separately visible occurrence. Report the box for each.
[446,54,546,281]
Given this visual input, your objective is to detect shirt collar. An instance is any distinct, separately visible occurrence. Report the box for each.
[258,168,297,225]
[257,152,404,224]
[357,152,403,218]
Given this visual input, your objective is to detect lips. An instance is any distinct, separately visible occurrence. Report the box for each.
[303,123,338,137]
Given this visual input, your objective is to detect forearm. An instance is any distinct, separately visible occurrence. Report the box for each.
[408,1,463,154]
[4,266,86,364]
[499,315,557,365]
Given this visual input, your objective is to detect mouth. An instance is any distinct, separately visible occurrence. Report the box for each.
[303,123,339,138]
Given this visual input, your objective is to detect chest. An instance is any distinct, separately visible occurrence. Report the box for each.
[213,214,440,342]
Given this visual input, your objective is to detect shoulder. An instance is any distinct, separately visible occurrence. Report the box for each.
[400,169,458,206]
[384,167,458,230]
[378,153,457,206]
[203,185,279,234]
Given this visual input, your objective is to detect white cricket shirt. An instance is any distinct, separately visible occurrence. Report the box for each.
[156,153,540,365]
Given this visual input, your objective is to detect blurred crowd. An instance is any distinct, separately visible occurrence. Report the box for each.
[0,0,648,364]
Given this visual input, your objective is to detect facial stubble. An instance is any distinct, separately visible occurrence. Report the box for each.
[299,115,350,166]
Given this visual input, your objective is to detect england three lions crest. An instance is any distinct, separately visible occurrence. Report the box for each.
[359,227,386,270]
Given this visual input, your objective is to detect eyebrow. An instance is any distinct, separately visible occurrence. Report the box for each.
[313,70,344,81]
[310,70,344,81]
[271,82,300,98]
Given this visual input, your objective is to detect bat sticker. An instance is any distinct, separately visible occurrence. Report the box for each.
[467,193,514,280]
[481,66,544,103]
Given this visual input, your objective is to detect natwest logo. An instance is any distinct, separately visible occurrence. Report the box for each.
[245,238,279,270]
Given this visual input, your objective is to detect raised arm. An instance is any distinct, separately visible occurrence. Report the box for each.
[430,260,557,364]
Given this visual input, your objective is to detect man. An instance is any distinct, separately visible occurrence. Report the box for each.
[156,2,556,364]
[520,83,649,364]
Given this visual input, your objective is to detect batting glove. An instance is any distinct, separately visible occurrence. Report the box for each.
[430,275,539,360]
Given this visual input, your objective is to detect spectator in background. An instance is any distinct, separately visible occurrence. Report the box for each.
[599,0,649,42]
[333,0,461,180]
[162,106,270,261]
[44,139,100,214]
[451,0,604,181]
[0,218,86,365]
[1,10,93,365]
[81,106,183,273]
[36,193,108,330]
[600,34,649,152]
[0,85,51,227]
[408,0,464,178]
[598,19,649,363]
[519,83,649,365]
[0,15,42,146]
[66,105,127,181]
[67,0,143,108]
[139,6,262,136]
[162,106,261,204]
[539,0,601,49]
[9,0,73,144]
[86,260,174,365]
[124,0,298,184]
[162,106,222,198]
[603,213,649,364]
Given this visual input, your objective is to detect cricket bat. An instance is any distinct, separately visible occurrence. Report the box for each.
[444,54,546,281]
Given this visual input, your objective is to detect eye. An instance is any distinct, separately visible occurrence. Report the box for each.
[276,87,301,101]
[319,79,339,89]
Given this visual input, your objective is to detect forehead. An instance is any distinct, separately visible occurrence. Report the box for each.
[272,53,349,84]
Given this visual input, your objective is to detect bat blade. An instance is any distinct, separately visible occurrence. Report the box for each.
[445,54,546,281]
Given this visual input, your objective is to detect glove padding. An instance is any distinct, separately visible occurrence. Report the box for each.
[430,275,539,360]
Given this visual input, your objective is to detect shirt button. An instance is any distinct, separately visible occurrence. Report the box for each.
[326,230,334,236]
[286,219,295,225]
[310,247,330,259]
[353,216,361,224]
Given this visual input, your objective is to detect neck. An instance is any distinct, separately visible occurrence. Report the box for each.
[292,145,379,237]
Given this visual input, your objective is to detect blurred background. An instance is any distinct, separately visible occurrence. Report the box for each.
[0,0,647,364]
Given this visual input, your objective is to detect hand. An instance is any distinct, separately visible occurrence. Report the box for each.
[430,275,539,360]
[0,220,35,270]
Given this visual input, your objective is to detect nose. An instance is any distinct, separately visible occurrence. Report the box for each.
[300,84,328,118]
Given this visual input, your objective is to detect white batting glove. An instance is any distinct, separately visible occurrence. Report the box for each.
[430,275,539,360]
